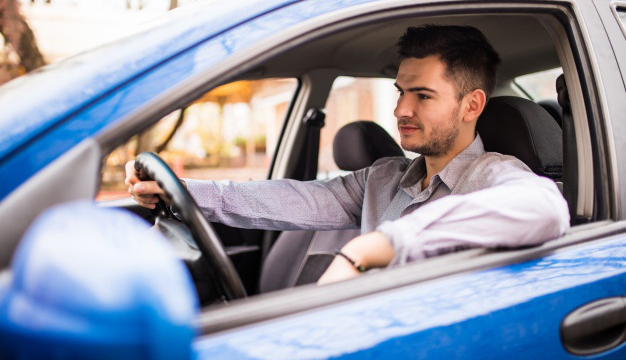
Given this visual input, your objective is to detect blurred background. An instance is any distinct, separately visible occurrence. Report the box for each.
[1,0,197,81]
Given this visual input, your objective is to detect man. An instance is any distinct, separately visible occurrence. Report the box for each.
[126,25,570,285]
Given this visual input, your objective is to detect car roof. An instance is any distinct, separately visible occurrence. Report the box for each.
[248,14,559,83]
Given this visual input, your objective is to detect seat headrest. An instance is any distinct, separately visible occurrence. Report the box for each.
[333,121,404,171]
[476,96,563,179]
[556,74,570,109]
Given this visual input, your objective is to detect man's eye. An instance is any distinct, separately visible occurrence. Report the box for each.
[418,94,431,100]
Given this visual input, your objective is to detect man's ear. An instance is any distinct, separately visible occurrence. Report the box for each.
[462,89,487,123]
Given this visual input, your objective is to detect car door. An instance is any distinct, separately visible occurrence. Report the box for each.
[194,229,626,359]
[187,0,626,358]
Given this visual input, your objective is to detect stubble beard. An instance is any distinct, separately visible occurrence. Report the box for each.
[400,106,462,157]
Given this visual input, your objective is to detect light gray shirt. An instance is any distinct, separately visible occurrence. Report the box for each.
[185,136,570,265]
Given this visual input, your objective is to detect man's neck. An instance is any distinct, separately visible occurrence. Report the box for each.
[421,133,476,190]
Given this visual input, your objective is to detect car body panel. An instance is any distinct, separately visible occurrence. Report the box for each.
[195,234,626,359]
[591,0,626,219]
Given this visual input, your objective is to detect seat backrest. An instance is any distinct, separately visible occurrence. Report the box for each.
[476,96,563,181]
[538,99,563,128]
[259,121,403,293]
[333,120,405,171]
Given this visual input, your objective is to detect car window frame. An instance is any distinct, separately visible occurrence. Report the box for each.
[89,0,618,335]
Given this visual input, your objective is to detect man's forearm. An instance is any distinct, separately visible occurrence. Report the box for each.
[317,231,395,285]
[378,176,570,266]
[183,177,365,231]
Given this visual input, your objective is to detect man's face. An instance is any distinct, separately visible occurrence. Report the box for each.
[394,56,464,156]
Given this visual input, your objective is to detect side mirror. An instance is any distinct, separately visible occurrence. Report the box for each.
[0,201,197,360]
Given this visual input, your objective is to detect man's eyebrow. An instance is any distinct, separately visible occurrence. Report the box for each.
[394,83,438,94]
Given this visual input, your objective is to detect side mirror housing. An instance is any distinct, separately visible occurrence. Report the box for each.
[0,201,197,360]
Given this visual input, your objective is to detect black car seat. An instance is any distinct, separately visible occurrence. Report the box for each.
[477,96,563,182]
[538,99,563,128]
[258,121,404,293]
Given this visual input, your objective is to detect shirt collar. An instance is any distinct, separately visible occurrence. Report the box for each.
[399,134,486,190]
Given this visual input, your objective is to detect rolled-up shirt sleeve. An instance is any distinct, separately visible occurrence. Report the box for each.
[377,161,570,266]
[182,169,368,231]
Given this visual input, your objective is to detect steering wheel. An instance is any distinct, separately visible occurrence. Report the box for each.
[134,152,247,301]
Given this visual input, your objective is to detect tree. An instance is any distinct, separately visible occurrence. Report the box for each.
[0,0,45,85]
[126,0,144,10]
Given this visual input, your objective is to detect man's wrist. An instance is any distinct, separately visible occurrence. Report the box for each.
[339,231,394,270]
[335,250,367,272]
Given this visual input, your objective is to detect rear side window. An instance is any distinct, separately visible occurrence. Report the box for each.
[618,7,626,24]
[616,7,626,37]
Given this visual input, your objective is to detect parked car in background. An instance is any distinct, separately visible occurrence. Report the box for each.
[2,0,626,358]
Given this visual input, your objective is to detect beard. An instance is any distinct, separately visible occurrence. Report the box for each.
[399,105,462,157]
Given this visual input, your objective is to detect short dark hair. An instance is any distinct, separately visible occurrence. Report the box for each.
[397,25,501,99]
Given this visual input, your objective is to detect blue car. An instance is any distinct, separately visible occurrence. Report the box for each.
[2,0,626,358]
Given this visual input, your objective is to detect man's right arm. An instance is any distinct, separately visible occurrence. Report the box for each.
[124,160,368,231]
[181,176,366,230]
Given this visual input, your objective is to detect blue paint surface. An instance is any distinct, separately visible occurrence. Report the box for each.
[194,235,626,359]
[0,202,198,360]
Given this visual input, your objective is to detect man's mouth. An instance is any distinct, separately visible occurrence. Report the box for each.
[398,124,421,135]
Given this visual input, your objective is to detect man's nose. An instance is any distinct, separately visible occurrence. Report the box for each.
[394,95,414,119]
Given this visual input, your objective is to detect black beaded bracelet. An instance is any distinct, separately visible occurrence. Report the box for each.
[335,250,366,272]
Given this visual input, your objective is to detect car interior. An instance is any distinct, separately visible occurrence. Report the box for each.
[0,1,608,331]
[103,8,598,307]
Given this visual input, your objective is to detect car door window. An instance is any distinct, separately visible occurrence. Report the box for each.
[98,78,298,200]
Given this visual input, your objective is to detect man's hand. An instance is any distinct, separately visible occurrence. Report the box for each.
[317,231,395,285]
[124,160,168,209]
